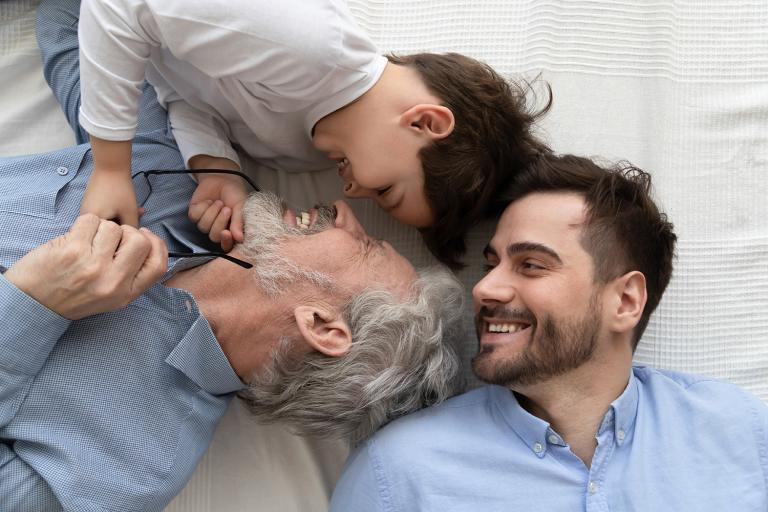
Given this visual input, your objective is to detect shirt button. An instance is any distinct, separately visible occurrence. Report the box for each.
[617,429,626,441]
[547,434,559,444]
[56,166,69,176]
[588,481,599,494]
[533,442,543,454]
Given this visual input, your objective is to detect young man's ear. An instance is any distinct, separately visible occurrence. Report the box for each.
[606,271,647,334]
[293,305,352,357]
[401,104,455,141]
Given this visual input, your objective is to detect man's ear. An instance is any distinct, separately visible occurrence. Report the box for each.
[606,271,647,333]
[293,305,352,358]
[401,104,455,141]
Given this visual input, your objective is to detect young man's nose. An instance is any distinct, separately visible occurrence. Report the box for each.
[333,200,366,235]
[472,270,516,307]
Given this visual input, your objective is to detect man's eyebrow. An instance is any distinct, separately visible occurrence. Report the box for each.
[483,241,563,264]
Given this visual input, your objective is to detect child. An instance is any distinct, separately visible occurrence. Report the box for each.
[77,0,548,267]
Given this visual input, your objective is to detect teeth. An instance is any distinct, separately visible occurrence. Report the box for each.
[298,211,310,230]
[487,323,525,333]
[337,157,349,169]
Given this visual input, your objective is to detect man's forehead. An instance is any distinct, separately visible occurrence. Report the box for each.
[491,192,586,250]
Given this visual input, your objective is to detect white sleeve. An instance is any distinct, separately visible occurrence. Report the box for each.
[78,0,161,140]
[167,100,241,168]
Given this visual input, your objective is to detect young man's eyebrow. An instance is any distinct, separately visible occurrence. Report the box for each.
[483,241,563,264]
[507,242,562,264]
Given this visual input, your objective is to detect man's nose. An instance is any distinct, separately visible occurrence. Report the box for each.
[472,268,516,308]
[342,181,377,199]
[333,200,366,235]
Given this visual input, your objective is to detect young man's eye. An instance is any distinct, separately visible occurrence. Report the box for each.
[521,261,545,271]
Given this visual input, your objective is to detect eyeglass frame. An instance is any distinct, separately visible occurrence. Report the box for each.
[132,168,260,269]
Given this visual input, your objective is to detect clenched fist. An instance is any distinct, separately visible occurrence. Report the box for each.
[4,214,168,319]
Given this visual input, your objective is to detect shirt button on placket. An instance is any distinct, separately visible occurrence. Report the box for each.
[56,166,69,176]
[617,429,626,441]
[588,481,599,494]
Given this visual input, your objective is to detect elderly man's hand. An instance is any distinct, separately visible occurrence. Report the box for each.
[4,214,168,320]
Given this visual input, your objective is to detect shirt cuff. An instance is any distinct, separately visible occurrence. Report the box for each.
[0,274,71,376]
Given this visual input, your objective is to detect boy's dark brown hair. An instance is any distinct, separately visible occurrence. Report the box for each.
[387,53,551,269]
[504,153,677,349]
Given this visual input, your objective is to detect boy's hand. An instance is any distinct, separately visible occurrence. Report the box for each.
[80,167,140,227]
[188,173,248,251]
[5,214,167,320]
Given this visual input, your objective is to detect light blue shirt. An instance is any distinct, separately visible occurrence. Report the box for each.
[0,3,244,510]
[331,366,768,511]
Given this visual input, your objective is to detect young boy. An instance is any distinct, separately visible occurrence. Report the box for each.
[75,0,549,267]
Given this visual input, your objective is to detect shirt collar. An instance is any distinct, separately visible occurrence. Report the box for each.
[159,220,217,280]
[599,369,640,446]
[165,313,245,395]
[490,370,640,456]
[491,385,554,458]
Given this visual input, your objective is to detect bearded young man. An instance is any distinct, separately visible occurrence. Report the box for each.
[330,154,768,511]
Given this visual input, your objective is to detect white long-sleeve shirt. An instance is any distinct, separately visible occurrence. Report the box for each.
[78,0,387,171]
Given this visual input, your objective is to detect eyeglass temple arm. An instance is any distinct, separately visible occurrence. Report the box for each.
[168,251,253,269]
[141,169,260,192]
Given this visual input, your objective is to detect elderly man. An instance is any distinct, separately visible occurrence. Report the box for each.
[331,154,768,511]
[0,10,462,511]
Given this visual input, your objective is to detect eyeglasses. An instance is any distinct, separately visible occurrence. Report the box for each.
[133,168,259,269]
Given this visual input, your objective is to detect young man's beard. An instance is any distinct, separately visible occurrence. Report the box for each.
[472,293,601,387]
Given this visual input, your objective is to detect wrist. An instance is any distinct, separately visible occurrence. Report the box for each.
[189,154,240,171]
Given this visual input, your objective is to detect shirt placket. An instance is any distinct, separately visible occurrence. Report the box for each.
[585,410,618,512]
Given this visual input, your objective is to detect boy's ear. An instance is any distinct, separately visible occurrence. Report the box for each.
[401,104,455,141]
[293,305,352,358]
[606,271,647,334]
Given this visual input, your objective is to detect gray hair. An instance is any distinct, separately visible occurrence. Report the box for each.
[238,266,464,444]
[238,191,336,296]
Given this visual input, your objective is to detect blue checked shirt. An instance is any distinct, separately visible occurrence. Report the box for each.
[0,3,244,510]
[331,367,768,511]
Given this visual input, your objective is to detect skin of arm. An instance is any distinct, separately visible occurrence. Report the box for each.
[187,154,248,251]
[81,137,139,227]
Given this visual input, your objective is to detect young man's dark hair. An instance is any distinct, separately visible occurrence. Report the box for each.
[504,153,677,347]
[388,53,552,269]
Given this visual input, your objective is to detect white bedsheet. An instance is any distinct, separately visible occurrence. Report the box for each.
[2,1,766,511]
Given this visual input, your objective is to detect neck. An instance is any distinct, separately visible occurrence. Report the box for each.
[513,342,633,468]
[164,259,289,380]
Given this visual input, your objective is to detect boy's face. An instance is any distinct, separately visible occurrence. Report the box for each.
[313,115,434,228]
[312,63,453,229]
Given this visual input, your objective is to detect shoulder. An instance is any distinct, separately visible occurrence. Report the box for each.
[377,386,495,442]
[331,387,498,510]
[348,386,498,471]
[634,365,768,427]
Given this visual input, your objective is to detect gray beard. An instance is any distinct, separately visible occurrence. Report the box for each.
[238,192,336,297]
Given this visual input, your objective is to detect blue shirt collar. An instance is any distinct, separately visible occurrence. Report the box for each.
[490,370,640,456]
[601,370,639,446]
[165,313,245,395]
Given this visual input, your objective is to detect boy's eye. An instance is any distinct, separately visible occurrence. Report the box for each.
[376,185,392,196]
